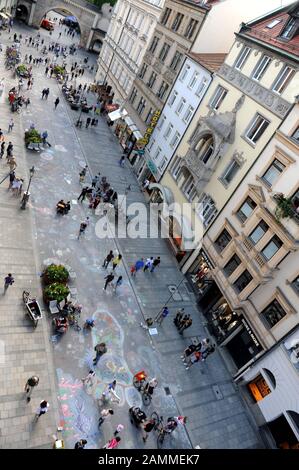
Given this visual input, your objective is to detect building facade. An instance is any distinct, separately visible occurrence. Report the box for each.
[157,1,298,265]
[96,0,165,104]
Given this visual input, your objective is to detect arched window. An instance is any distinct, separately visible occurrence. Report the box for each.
[195,135,214,164]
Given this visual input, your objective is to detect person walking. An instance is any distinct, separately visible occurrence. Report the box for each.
[150,256,161,273]
[119,156,125,168]
[4,273,14,294]
[81,370,95,387]
[8,118,14,133]
[112,254,122,271]
[93,342,107,365]
[102,436,121,449]
[45,66,49,76]
[8,156,17,172]
[54,97,60,109]
[8,170,15,189]
[103,273,114,291]
[98,408,114,428]
[24,376,39,402]
[6,142,13,158]
[79,165,88,183]
[45,88,50,99]
[178,317,193,335]
[74,439,87,449]
[91,173,100,188]
[177,313,190,330]
[201,345,215,361]
[85,117,91,129]
[174,308,185,328]
[101,380,120,404]
[102,250,114,269]
[113,276,123,292]
[0,141,5,159]
[77,186,89,202]
[113,424,124,437]
[141,418,156,443]
[156,306,169,326]
[143,257,153,272]
[41,88,46,99]
[34,400,49,420]
[133,258,144,276]
[77,220,88,239]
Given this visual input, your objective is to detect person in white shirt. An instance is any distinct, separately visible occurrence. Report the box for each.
[98,408,114,427]
[143,257,154,272]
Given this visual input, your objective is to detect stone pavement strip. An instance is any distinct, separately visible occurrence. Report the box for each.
[0,21,264,449]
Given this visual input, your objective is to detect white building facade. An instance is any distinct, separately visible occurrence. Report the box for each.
[96,0,164,104]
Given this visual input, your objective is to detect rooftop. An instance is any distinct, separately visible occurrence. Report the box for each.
[187,52,227,72]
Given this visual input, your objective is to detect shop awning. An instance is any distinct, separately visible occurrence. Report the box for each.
[133,130,143,140]
[124,116,134,127]
[108,108,128,122]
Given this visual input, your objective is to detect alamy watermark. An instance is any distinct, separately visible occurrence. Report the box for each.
[94,197,204,250]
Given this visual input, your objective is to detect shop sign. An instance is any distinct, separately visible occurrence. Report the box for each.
[137,110,161,147]
[200,249,215,269]
[147,160,157,174]
[241,317,261,348]
[105,103,119,112]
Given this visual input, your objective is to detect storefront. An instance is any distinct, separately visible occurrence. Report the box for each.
[186,249,217,305]
[114,116,143,152]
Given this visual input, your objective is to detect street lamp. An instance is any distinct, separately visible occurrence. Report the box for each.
[21,166,35,210]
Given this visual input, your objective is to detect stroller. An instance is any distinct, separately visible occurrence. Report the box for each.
[129,407,147,428]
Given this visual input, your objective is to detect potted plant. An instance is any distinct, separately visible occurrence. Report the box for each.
[24,128,42,148]
[16,64,29,77]
[274,194,294,220]
[42,264,69,286]
[44,283,70,304]
[53,65,66,77]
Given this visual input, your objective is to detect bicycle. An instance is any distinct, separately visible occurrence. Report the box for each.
[132,371,152,405]
[151,413,178,448]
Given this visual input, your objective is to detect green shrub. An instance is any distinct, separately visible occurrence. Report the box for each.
[54,65,66,76]
[43,264,69,285]
[25,129,42,144]
[44,283,70,303]
[17,64,27,74]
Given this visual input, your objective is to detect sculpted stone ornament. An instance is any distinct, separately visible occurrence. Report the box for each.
[232,150,245,166]
[232,94,245,113]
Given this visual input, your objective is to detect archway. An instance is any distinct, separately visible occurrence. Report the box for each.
[91,39,103,53]
[38,8,82,47]
[15,4,29,23]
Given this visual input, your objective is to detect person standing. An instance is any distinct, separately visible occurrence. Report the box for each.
[119,156,125,168]
[102,250,114,268]
[174,308,185,328]
[77,186,89,202]
[54,97,60,109]
[150,256,161,273]
[113,424,124,437]
[0,141,5,159]
[77,220,88,239]
[85,117,91,128]
[35,400,49,420]
[93,342,107,365]
[141,418,156,443]
[179,317,193,335]
[98,408,114,427]
[184,351,202,370]
[24,376,39,402]
[45,88,50,99]
[156,306,169,326]
[102,436,121,449]
[101,380,120,404]
[41,88,46,99]
[6,142,13,158]
[112,254,122,271]
[113,276,123,292]
[134,258,144,275]
[8,118,14,133]
[103,273,114,291]
[177,313,190,330]
[143,257,153,272]
[74,439,87,449]
[81,370,95,387]
[4,273,14,294]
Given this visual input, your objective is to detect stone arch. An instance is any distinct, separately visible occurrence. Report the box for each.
[16,3,30,23]
[192,131,217,165]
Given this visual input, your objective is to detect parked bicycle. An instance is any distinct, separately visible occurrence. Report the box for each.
[151,413,185,448]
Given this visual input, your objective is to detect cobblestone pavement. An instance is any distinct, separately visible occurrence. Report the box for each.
[0,20,264,449]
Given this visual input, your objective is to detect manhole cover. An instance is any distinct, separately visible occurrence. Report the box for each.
[164,387,171,396]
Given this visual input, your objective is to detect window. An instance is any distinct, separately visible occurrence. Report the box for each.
[221,160,240,185]
[170,52,183,71]
[272,66,295,94]
[135,46,143,65]
[248,374,272,402]
[169,91,178,107]
[252,55,271,81]
[161,7,171,26]
[215,229,232,252]
[159,43,170,61]
[184,19,199,39]
[280,17,297,39]
[145,108,154,125]
[158,156,168,172]
[129,87,138,104]
[261,235,283,261]
[210,85,227,110]
[266,19,281,29]
[237,196,257,222]
[180,64,190,82]
[176,98,186,115]
[153,147,162,161]
[196,78,208,97]
[172,13,184,32]
[149,36,159,54]
[249,220,269,245]
[164,123,173,140]
[136,97,146,115]
[182,175,196,201]
[170,131,181,149]
[201,141,214,164]
[171,156,183,179]
[233,270,253,293]
[198,194,218,228]
[223,254,241,277]
[262,159,285,186]
[138,63,148,79]
[157,81,169,100]
[234,46,251,70]
[292,127,299,143]
[147,72,157,89]
[245,114,270,144]
[261,299,287,328]
[156,114,166,130]
[183,105,194,124]
[291,275,299,295]
[189,72,199,89]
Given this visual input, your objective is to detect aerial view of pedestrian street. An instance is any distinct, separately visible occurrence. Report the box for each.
[0,0,299,451]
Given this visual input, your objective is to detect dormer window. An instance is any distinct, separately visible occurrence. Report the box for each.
[280,17,297,39]
[266,19,282,29]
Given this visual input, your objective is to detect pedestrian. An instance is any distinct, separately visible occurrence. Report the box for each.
[35,400,49,420]
[81,370,95,387]
[74,439,87,449]
[0,141,5,158]
[45,88,50,99]
[103,273,114,291]
[156,306,169,326]
[79,165,88,183]
[54,97,60,109]
[77,186,89,202]
[4,273,14,294]
[8,170,15,189]
[41,88,46,99]
[78,220,88,239]
[113,424,124,437]
[178,317,193,335]
[112,254,122,271]
[113,276,123,292]
[150,256,161,273]
[25,97,31,108]
[101,379,121,403]
[174,308,185,327]
[91,174,99,188]
[8,118,14,133]
[24,376,39,402]
[177,314,190,330]
[202,345,215,361]
[134,258,144,275]
[143,257,153,272]
[119,156,125,168]
[85,117,91,128]
[141,418,156,443]
[42,130,49,145]
[181,343,198,361]
[102,436,121,449]
[8,157,17,171]
[102,250,114,268]
[142,179,150,191]
[184,351,202,370]
[93,342,107,365]
[98,408,114,427]
[45,66,49,76]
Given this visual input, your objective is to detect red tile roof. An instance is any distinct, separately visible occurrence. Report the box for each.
[187,52,227,72]
[240,10,299,58]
